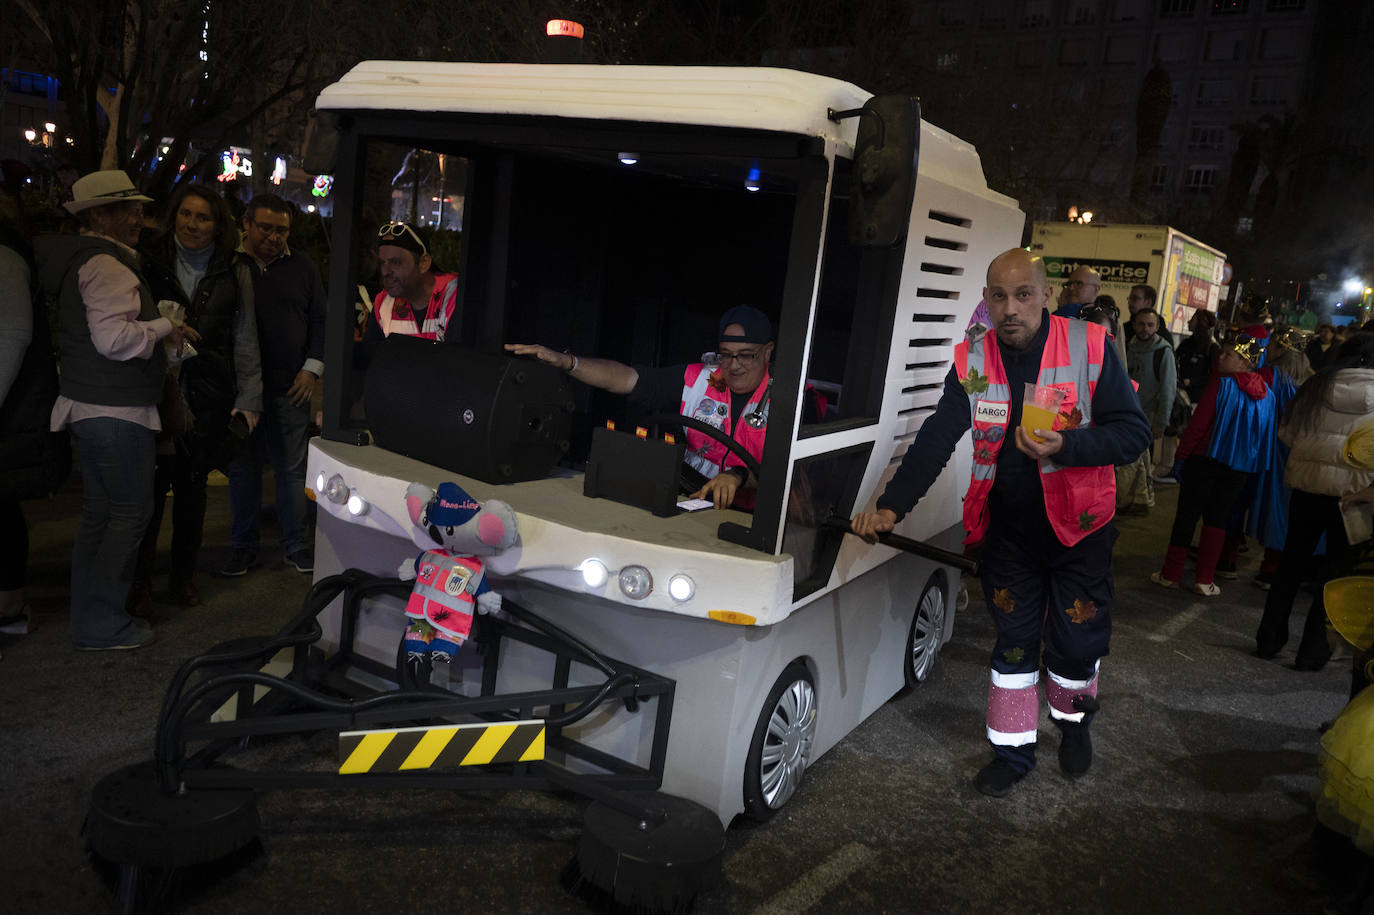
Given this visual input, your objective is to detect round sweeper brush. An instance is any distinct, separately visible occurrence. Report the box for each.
[87,761,259,871]
[570,791,725,912]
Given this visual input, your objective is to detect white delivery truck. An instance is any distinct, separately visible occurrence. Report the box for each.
[1030,222,1227,335]
[88,65,1026,907]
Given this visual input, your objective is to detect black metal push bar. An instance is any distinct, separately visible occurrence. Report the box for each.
[823,516,979,576]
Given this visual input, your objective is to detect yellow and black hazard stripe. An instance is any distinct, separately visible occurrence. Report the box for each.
[339,720,544,774]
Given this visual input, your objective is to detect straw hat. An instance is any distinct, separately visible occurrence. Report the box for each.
[1345,419,1374,471]
[64,170,153,214]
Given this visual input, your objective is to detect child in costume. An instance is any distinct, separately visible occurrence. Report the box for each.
[1152,333,1274,596]
[397,481,518,664]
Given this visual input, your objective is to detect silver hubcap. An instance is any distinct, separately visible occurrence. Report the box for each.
[759,679,817,809]
[910,587,946,682]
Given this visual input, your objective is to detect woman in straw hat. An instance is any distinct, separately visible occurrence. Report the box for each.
[35,170,199,651]
[1255,332,1374,669]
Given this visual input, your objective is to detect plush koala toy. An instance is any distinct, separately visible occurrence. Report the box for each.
[397,481,518,664]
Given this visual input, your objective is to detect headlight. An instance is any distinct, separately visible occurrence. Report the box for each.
[346,493,369,516]
[667,574,695,602]
[320,473,349,504]
[618,565,653,600]
[579,559,609,589]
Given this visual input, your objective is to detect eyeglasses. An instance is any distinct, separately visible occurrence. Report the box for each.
[717,350,762,365]
[250,220,289,239]
[378,221,427,255]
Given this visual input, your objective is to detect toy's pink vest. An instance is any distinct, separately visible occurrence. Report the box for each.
[404,550,484,642]
[953,316,1116,548]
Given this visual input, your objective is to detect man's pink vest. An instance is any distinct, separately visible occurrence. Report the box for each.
[953,316,1116,548]
[373,273,459,341]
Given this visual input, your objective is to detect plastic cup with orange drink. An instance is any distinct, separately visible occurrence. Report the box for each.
[1021,383,1067,443]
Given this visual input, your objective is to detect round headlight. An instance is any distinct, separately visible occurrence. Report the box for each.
[579,559,609,589]
[618,565,653,600]
[315,471,327,493]
[346,493,369,516]
[322,473,349,504]
[667,574,695,602]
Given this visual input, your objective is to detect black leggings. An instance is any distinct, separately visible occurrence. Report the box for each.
[1169,456,1248,547]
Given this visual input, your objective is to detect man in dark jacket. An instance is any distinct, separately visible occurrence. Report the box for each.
[222,194,325,577]
[852,249,1151,798]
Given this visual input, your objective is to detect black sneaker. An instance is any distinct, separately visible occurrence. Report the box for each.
[219,549,257,577]
[1215,561,1239,580]
[975,758,1027,797]
[1059,728,1093,778]
[285,548,314,574]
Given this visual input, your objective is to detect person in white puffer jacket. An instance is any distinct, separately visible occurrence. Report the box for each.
[1255,333,1374,669]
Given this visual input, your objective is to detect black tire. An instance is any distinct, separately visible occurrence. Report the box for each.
[905,575,948,688]
[742,661,817,822]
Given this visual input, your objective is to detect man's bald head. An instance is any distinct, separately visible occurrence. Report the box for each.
[986,248,1048,288]
[1058,265,1101,306]
[983,248,1050,350]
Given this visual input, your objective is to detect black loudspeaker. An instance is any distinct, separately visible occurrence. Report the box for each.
[364,336,575,484]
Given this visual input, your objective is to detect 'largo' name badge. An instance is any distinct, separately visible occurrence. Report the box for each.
[974,400,1009,424]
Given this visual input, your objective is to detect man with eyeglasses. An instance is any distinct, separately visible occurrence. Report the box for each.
[366,221,458,341]
[1052,265,1101,319]
[506,305,777,510]
[222,194,326,577]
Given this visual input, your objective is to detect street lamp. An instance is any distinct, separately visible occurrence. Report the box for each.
[23,128,36,142]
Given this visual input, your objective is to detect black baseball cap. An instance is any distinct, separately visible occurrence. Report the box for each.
[718,305,773,344]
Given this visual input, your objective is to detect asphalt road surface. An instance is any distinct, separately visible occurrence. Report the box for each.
[2,469,1355,913]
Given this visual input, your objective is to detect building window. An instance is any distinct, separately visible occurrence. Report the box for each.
[1184,165,1217,190]
[937,3,968,27]
[935,51,960,71]
[1188,124,1227,150]
[1236,216,1254,234]
[1021,0,1053,27]
[1195,78,1233,107]
[1249,76,1288,105]
[1259,28,1301,60]
[1066,1,1097,25]
[980,0,1011,27]
[1111,0,1145,21]
[1211,0,1249,13]
[1204,30,1245,61]
[1105,34,1142,64]
[1265,0,1305,9]
[1060,38,1092,64]
[1151,164,1170,189]
[1154,32,1192,62]
[1160,0,1197,17]
[1017,39,1048,66]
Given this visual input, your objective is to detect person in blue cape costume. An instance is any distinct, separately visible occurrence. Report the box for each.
[1153,332,1275,596]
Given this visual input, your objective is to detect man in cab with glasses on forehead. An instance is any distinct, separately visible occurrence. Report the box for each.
[507,306,786,510]
[365,221,459,341]
[221,194,326,578]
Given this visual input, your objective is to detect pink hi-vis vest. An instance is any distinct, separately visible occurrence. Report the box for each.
[953,316,1116,548]
[372,273,459,341]
[679,363,769,506]
[404,550,484,643]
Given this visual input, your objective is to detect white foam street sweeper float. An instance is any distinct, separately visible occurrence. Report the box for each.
[88,60,1024,911]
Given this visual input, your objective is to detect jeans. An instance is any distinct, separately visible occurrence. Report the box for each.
[228,393,310,555]
[68,417,155,647]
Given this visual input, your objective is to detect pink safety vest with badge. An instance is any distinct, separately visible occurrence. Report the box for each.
[404,549,484,644]
[953,316,1116,548]
[679,363,769,508]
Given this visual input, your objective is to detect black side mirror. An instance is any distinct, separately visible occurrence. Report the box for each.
[847,95,920,248]
[302,110,341,175]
